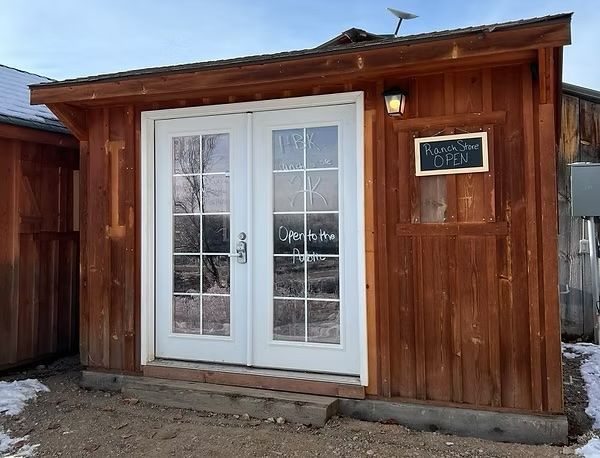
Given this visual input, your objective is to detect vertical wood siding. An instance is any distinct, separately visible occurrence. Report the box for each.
[559,93,600,339]
[0,136,79,370]
[79,57,563,413]
[80,107,137,372]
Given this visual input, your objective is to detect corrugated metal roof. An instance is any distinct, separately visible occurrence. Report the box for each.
[0,64,68,134]
[31,12,572,89]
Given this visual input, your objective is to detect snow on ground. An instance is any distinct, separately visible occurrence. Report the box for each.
[563,343,600,457]
[579,438,600,458]
[0,379,48,457]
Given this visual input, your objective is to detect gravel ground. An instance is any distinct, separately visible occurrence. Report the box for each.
[0,355,591,457]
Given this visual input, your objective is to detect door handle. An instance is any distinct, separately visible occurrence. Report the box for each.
[229,240,247,264]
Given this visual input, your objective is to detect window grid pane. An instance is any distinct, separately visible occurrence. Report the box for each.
[172,134,231,336]
[272,126,340,344]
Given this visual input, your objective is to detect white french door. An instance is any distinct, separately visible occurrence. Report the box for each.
[155,114,249,363]
[152,96,363,376]
[252,105,360,374]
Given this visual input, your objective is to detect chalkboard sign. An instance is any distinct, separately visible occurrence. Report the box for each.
[414,132,489,176]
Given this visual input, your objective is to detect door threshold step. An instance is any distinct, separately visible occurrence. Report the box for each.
[147,359,362,385]
[142,359,366,399]
[81,371,338,426]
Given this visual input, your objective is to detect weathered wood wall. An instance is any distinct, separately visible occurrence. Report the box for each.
[0,126,79,370]
[558,87,600,340]
[77,48,563,413]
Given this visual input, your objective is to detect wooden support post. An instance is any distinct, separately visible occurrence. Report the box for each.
[0,140,20,366]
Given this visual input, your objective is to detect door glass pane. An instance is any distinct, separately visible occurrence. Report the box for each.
[202,255,230,294]
[273,299,305,342]
[202,134,229,173]
[202,215,230,253]
[307,213,338,254]
[271,126,341,344]
[202,175,230,213]
[173,136,201,174]
[171,134,231,336]
[274,214,304,254]
[174,215,200,253]
[306,126,338,169]
[173,296,201,334]
[173,176,201,214]
[307,301,340,344]
[274,256,304,298]
[273,172,303,212]
[305,171,338,211]
[174,255,200,293]
[307,258,339,299]
[202,296,230,336]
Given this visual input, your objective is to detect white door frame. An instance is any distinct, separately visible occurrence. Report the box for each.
[140,92,368,385]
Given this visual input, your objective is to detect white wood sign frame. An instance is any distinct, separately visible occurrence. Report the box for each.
[414,131,489,177]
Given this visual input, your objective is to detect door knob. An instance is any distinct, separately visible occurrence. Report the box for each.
[229,240,247,264]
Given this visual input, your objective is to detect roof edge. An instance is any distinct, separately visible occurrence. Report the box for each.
[563,82,600,104]
[0,114,70,135]
[30,12,572,92]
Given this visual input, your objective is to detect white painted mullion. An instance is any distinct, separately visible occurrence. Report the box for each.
[198,135,204,335]
[303,127,308,343]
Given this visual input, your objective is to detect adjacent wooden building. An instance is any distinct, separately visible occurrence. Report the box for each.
[559,83,600,340]
[30,13,571,440]
[0,65,79,370]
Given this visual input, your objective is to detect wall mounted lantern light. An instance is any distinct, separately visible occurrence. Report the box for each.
[383,88,407,116]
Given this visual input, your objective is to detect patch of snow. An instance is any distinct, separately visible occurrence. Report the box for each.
[577,436,600,457]
[0,379,48,457]
[564,343,600,457]
[563,344,600,428]
[0,431,39,457]
[0,380,49,416]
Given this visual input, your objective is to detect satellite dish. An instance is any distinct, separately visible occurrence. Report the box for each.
[387,7,418,36]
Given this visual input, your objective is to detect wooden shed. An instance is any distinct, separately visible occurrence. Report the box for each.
[0,65,79,370]
[30,13,571,442]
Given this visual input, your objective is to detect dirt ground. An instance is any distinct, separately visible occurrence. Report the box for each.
[0,355,592,457]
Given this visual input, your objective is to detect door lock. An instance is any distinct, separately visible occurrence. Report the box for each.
[229,240,247,264]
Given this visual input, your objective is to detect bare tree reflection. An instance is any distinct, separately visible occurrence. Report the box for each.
[172,135,230,332]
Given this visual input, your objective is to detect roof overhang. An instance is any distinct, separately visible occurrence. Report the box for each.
[563,82,600,104]
[30,13,571,108]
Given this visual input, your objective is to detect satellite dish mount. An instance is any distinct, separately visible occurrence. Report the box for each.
[387,7,418,36]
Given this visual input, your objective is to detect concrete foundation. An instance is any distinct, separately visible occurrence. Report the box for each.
[339,398,568,445]
[80,370,338,427]
[80,370,568,444]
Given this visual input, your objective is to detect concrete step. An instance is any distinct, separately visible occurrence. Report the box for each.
[120,376,339,426]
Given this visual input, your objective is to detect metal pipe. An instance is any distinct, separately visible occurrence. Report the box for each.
[588,217,600,343]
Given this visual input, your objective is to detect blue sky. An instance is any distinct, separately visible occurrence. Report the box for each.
[0,1,598,88]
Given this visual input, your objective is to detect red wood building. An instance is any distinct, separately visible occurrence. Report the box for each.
[30,13,571,442]
[0,65,79,370]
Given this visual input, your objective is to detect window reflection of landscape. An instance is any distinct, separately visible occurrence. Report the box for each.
[172,134,231,337]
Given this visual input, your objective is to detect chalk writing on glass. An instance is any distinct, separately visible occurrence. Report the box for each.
[288,176,327,208]
[278,225,336,245]
[277,132,321,152]
[292,248,326,264]
[309,157,334,168]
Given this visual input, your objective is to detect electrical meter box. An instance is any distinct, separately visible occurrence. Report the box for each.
[571,162,600,217]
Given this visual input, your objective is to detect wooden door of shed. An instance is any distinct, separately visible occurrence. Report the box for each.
[0,136,79,371]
